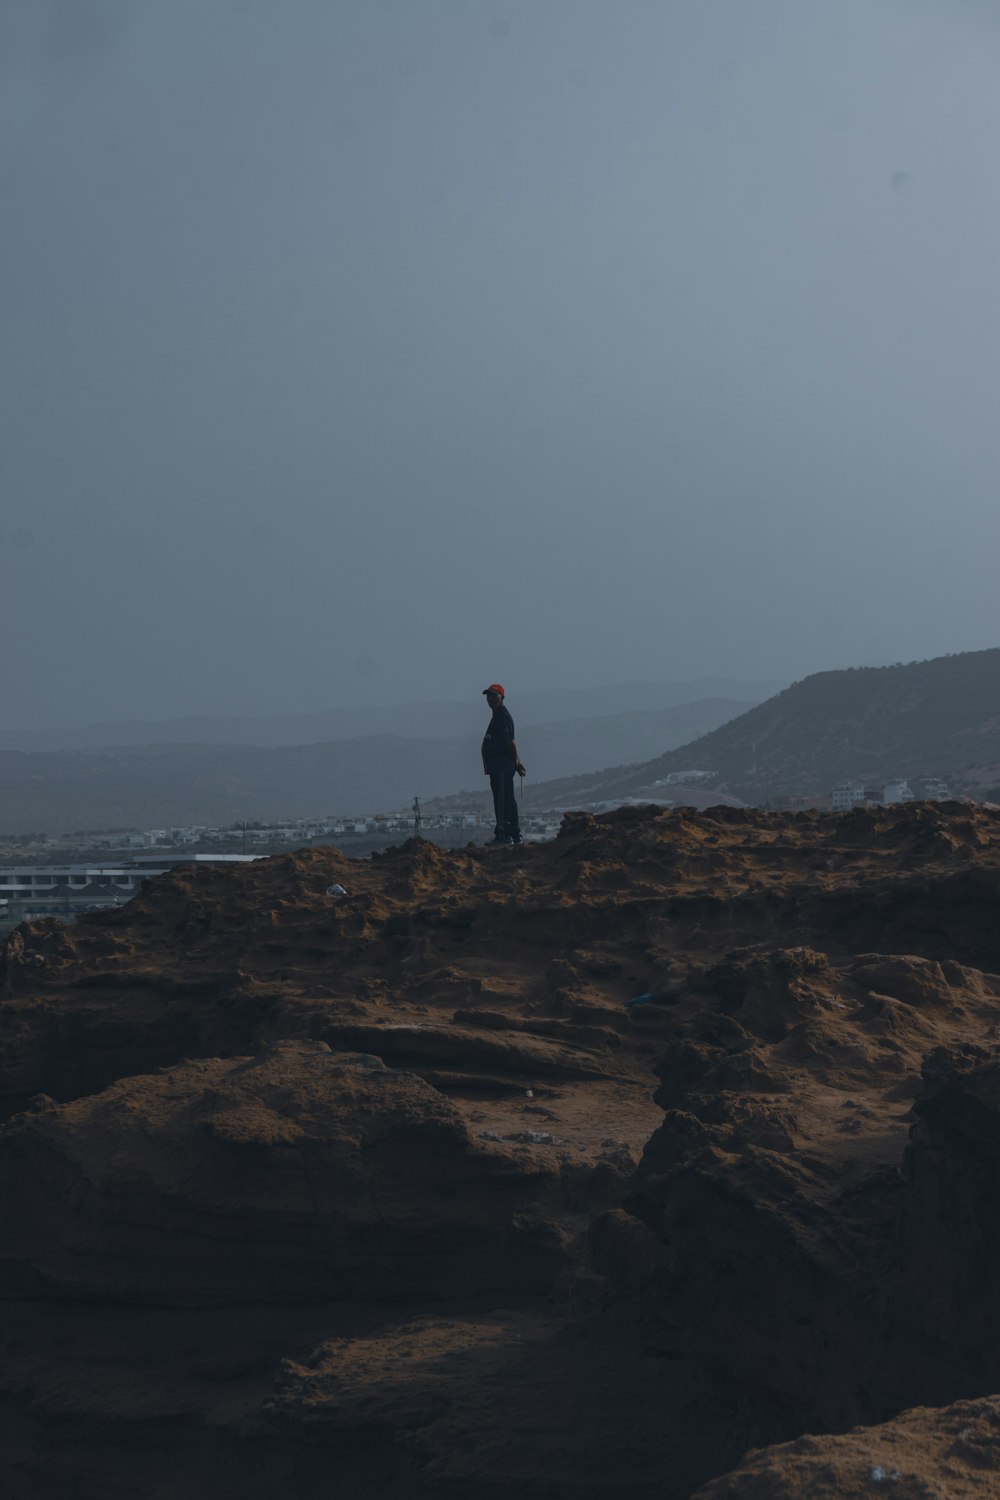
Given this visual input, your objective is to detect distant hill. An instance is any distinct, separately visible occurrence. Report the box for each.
[0,698,755,834]
[0,677,784,752]
[503,648,1000,808]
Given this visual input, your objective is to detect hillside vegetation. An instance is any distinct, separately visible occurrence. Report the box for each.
[561,648,1000,804]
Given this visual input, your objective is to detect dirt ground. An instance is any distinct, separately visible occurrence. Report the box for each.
[3,802,1000,1497]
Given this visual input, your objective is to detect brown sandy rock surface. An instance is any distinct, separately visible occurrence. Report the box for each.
[691,1395,1000,1498]
[0,1039,567,1304]
[3,803,1000,1496]
[622,943,1000,1432]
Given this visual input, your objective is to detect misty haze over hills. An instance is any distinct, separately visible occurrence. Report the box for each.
[0,679,782,753]
[2,3,999,829]
[0,696,757,835]
[5,650,1000,836]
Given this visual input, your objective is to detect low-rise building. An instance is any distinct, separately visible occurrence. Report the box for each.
[922,778,952,800]
[0,853,259,930]
[832,782,866,812]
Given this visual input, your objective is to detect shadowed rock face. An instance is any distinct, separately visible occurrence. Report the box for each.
[4,804,1000,1497]
[624,946,1000,1436]
[0,1040,560,1305]
[898,1046,1000,1366]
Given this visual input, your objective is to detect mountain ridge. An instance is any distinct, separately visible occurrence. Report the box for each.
[510,647,1000,808]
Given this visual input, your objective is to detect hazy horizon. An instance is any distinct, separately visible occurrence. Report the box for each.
[0,672,782,749]
[3,0,999,729]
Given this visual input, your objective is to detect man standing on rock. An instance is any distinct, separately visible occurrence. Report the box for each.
[481,683,526,846]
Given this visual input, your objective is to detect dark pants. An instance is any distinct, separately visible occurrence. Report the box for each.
[488,765,520,839]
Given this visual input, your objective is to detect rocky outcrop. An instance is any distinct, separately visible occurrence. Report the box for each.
[2,804,1000,1496]
[691,1395,1000,1498]
[0,1040,563,1304]
[621,939,1000,1463]
[897,1044,1000,1377]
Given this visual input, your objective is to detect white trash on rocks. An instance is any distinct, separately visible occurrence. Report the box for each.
[325,884,348,899]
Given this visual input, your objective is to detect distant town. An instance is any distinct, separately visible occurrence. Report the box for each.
[763,775,954,813]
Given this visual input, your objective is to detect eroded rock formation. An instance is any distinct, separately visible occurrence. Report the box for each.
[3,803,1000,1496]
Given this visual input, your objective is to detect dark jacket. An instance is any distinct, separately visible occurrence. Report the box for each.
[482,705,517,769]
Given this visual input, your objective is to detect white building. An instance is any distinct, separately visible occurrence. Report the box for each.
[0,853,259,928]
[832,782,866,811]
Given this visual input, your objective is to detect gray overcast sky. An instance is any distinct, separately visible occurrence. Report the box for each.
[2,0,999,728]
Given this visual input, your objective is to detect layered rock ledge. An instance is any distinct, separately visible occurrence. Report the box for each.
[2,803,1000,1497]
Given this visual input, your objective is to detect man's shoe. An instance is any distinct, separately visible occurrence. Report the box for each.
[487,835,513,846]
[510,835,523,845]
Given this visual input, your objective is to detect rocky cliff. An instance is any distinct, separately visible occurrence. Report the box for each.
[4,803,1000,1496]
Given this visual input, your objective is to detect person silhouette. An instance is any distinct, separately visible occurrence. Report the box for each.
[480,683,526,845]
